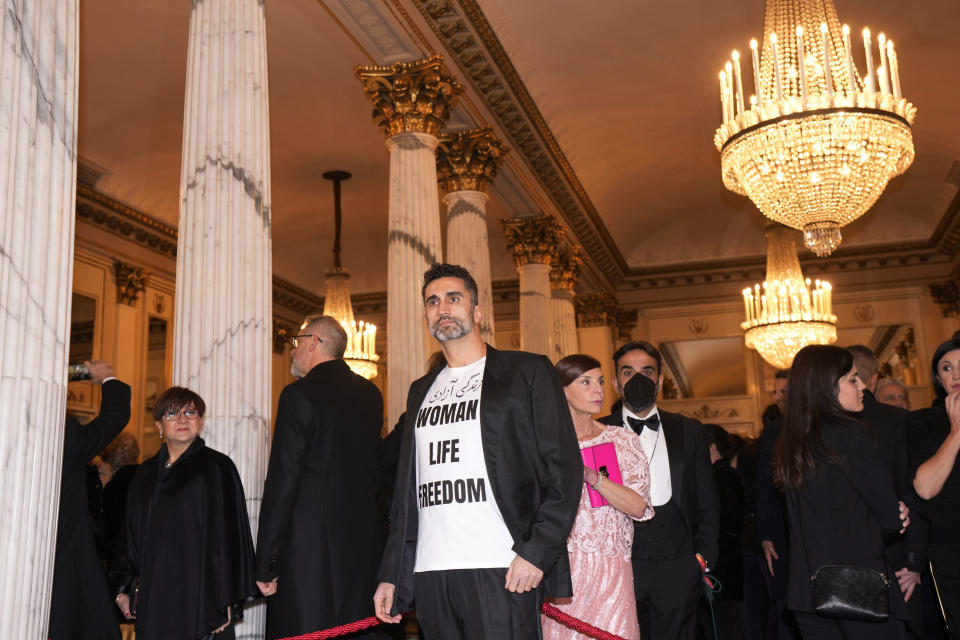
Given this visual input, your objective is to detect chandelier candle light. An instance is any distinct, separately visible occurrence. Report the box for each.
[741,225,837,369]
[321,171,380,380]
[714,0,917,257]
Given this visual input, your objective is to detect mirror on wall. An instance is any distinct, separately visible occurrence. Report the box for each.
[659,337,748,399]
[142,316,168,458]
[67,293,98,417]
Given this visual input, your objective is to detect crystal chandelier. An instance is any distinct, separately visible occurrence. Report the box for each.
[321,171,379,379]
[741,225,837,369]
[714,0,917,257]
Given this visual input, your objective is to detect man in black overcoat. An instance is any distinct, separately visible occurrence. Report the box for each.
[849,345,925,632]
[255,315,387,640]
[599,341,719,640]
[373,263,582,639]
[49,360,131,640]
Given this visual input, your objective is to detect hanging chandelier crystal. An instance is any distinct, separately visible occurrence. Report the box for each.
[741,225,837,369]
[714,0,917,257]
[321,171,379,379]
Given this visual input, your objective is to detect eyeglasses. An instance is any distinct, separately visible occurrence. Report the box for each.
[290,334,323,348]
[164,408,200,422]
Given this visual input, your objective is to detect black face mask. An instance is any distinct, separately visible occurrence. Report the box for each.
[623,372,657,413]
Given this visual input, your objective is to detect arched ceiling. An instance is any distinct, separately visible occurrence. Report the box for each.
[77,0,960,299]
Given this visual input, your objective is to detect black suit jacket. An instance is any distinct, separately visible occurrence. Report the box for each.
[859,390,924,572]
[378,345,583,614]
[784,420,904,615]
[600,407,720,567]
[256,359,385,640]
[50,379,131,640]
[907,403,960,569]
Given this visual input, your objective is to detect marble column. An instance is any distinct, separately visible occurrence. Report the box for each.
[173,2,272,636]
[0,2,79,637]
[500,215,564,357]
[357,56,461,426]
[437,127,507,345]
[550,246,583,362]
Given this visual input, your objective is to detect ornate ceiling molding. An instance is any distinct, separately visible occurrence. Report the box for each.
[410,0,960,291]
[410,0,627,286]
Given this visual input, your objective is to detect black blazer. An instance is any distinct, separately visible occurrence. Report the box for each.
[378,345,583,615]
[907,403,960,570]
[256,359,385,640]
[600,407,720,567]
[859,390,924,572]
[50,379,131,640]
[783,419,904,615]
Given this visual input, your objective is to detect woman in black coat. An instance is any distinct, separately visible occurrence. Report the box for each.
[909,338,960,638]
[773,345,909,640]
[115,386,257,639]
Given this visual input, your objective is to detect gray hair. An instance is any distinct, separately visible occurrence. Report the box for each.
[847,345,879,382]
[875,377,906,395]
[303,314,348,359]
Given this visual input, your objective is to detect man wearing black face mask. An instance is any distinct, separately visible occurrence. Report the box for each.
[600,341,720,640]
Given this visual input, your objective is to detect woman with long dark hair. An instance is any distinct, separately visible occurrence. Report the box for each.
[909,338,960,637]
[541,354,653,640]
[773,345,909,639]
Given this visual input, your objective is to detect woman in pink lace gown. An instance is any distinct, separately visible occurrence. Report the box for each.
[543,355,654,640]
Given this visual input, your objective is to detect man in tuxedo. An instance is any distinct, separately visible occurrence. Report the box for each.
[373,263,582,639]
[255,315,387,640]
[600,341,719,640]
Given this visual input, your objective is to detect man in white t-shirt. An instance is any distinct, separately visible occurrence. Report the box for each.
[373,263,582,639]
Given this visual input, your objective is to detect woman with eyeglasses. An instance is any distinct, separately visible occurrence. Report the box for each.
[114,386,257,639]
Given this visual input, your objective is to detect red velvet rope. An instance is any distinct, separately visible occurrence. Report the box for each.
[277,604,628,640]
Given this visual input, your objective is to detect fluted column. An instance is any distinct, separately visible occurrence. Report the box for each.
[173,2,272,636]
[550,246,583,362]
[0,3,78,638]
[500,215,564,356]
[437,127,507,345]
[357,56,461,426]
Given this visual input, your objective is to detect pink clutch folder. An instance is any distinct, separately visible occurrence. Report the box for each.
[581,441,622,508]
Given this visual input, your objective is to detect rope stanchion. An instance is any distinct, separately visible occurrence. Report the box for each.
[277,603,628,640]
[277,616,381,640]
[540,603,629,640]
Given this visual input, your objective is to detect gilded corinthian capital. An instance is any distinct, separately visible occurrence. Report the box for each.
[436,127,508,193]
[355,55,463,138]
[499,214,564,267]
[550,245,584,292]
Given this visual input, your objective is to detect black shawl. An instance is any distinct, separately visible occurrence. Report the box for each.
[122,438,257,638]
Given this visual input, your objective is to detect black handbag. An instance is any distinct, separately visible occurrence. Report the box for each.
[797,492,891,623]
[810,564,889,622]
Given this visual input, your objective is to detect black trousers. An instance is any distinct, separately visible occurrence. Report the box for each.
[930,562,960,640]
[794,611,906,640]
[414,569,543,640]
[634,555,702,640]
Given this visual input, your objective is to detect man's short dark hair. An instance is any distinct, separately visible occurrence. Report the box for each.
[153,386,206,422]
[774,369,789,381]
[847,344,879,382]
[422,263,479,307]
[612,341,662,375]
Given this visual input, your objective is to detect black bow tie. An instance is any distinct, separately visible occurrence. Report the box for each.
[627,414,660,434]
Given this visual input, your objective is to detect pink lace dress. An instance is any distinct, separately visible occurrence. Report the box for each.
[542,425,654,640]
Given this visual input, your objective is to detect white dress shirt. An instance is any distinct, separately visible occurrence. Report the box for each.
[623,405,672,507]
